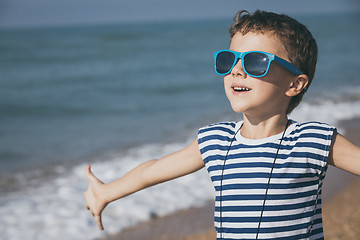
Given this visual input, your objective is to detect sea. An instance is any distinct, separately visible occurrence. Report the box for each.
[1,12,360,240]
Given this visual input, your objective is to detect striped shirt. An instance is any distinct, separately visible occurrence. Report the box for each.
[198,120,336,240]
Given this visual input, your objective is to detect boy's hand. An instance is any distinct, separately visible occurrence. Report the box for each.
[84,165,108,230]
[83,140,204,230]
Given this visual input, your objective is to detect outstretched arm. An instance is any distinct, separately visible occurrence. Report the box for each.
[328,132,360,176]
[84,139,204,230]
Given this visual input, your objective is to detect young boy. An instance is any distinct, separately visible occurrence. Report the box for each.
[84,10,360,239]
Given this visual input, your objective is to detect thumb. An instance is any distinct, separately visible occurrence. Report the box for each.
[85,164,98,182]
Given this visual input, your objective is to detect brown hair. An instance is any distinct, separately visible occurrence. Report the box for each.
[230,10,318,114]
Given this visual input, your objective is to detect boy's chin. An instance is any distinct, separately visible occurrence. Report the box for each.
[229,103,246,114]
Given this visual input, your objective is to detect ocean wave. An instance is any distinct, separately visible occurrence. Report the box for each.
[306,85,360,105]
[0,141,214,240]
[1,99,360,240]
[291,100,360,126]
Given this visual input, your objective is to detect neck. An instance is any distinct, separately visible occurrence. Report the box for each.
[240,113,289,139]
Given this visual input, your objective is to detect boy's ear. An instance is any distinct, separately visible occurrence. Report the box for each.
[286,74,309,97]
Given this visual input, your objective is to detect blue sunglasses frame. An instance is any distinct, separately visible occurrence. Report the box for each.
[214,50,303,77]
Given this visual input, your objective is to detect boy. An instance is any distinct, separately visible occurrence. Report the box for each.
[84,10,360,239]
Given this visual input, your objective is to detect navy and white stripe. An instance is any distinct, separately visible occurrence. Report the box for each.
[198,120,335,240]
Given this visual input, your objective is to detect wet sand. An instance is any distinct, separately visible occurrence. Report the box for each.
[104,118,360,240]
[104,202,215,240]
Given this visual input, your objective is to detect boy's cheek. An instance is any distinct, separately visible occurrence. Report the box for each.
[223,76,232,92]
[224,82,234,100]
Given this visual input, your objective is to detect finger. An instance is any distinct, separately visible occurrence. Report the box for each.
[95,215,104,230]
[85,164,102,183]
[85,164,93,180]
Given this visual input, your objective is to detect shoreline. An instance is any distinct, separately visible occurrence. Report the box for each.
[104,118,360,240]
[104,201,215,240]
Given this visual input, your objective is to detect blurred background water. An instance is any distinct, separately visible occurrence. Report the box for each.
[0,11,360,240]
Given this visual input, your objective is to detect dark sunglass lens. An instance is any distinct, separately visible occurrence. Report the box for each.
[244,52,269,76]
[216,51,236,74]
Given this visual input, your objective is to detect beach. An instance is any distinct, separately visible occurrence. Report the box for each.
[104,118,360,240]
[1,13,360,240]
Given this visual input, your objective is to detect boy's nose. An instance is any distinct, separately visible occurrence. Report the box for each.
[231,59,247,77]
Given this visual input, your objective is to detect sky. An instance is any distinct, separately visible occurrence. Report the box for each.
[0,0,360,29]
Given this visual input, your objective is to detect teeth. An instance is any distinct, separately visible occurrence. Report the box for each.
[234,87,250,91]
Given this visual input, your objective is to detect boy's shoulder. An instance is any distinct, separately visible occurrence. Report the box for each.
[198,121,237,133]
[292,120,336,131]
[198,121,238,147]
[288,121,337,145]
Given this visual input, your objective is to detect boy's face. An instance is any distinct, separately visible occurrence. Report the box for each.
[224,32,297,118]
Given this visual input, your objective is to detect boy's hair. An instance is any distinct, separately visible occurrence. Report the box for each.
[230,10,318,114]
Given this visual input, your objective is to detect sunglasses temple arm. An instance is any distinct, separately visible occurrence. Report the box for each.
[274,56,303,76]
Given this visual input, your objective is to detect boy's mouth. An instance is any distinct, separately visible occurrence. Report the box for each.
[232,86,251,92]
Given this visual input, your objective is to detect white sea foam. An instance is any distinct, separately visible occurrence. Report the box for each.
[1,100,360,240]
[291,100,360,133]
[0,141,214,240]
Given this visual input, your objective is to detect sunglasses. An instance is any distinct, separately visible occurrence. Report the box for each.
[214,50,303,77]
